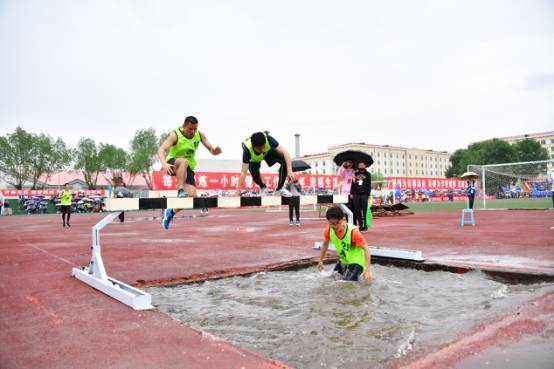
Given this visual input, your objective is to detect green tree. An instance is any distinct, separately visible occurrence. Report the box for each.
[513,139,549,162]
[446,139,516,177]
[467,139,515,166]
[128,128,159,188]
[28,134,72,189]
[510,139,550,178]
[445,148,468,177]
[99,143,127,186]
[0,127,36,189]
[74,138,104,189]
[0,128,71,189]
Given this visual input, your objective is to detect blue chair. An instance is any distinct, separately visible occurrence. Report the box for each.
[461,209,475,226]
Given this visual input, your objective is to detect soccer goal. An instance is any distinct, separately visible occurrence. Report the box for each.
[467,160,553,209]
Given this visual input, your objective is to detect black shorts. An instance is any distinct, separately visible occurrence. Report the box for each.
[167,158,196,186]
[334,262,363,281]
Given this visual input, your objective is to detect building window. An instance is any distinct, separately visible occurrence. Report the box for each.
[539,140,546,144]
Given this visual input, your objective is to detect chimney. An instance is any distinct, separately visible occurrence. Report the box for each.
[294,133,300,158]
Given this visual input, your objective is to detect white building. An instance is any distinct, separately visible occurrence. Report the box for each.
[301,142,451,178]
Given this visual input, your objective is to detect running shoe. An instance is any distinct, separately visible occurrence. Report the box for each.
[177,189,187,197]
[162,208,174,230]
[279,189,293,197]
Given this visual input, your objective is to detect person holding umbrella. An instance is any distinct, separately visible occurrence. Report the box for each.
[333,150,373,231]
[351,162,372,232]
[461,171,479,209]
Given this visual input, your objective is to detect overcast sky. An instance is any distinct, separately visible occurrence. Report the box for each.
[1,0,553,161]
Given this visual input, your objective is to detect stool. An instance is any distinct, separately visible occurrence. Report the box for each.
[461,209,475,226]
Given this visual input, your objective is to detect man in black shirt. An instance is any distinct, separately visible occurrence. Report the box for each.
[351,162,371,232]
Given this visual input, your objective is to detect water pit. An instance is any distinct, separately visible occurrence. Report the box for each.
[148,264,552,369]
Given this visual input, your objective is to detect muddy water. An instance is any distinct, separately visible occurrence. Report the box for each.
[148,265,549,369]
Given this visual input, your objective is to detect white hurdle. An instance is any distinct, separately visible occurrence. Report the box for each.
[71,211,153,310]
[72,194,348,310]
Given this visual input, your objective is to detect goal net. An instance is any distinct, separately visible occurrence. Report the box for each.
[468,160,553,209]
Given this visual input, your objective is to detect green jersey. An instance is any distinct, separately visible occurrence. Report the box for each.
[166,128,201,170]
[329,224,366,270]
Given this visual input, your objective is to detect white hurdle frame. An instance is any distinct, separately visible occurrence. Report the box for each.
[71,211,153,310]
[72,194,349,310]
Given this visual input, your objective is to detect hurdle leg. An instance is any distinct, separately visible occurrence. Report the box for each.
[71,211,153,310]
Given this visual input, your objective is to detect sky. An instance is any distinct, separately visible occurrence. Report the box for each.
[1,0,553,161]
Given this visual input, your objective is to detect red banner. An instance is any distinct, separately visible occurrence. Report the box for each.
[0,189,106,197]
[152,171,340,191]
[387,177,467,190]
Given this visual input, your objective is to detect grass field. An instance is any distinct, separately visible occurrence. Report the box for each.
[406,197,553,212]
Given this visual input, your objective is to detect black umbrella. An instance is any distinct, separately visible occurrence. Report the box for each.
[333,150,374,167]
[291,159,311,172]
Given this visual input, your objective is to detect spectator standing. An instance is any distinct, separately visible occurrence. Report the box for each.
[351,162,371,232]
[3,200,11,216]
[336,160,354,210]
[286,179,302,226]
[467,180,476,209]
[448,188,454,202]
[336,160,354,195]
